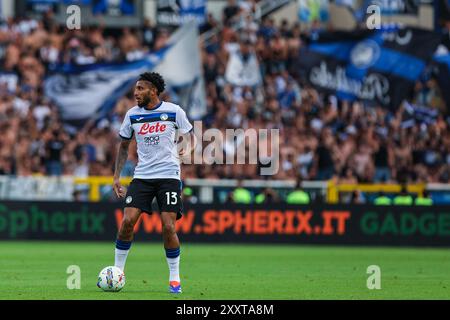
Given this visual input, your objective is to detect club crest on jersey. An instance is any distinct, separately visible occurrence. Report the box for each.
[126,196,132,204]
[160,113,168,121]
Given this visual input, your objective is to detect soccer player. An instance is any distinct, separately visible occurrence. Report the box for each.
[112,72,196,294]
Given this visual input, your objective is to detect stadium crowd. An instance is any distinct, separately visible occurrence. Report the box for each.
[0,1,449,198]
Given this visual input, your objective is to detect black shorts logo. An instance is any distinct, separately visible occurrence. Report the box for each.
[126,196,133,204]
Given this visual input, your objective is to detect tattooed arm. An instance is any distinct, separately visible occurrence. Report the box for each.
[113,139,131,198]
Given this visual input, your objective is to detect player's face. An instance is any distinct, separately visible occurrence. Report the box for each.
[134,80,156,107]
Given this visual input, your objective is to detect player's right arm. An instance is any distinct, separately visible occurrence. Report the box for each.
[113,139,131,198]
[114,110,134,198]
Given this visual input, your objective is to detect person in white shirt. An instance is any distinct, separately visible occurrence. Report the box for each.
[112,72,196,294]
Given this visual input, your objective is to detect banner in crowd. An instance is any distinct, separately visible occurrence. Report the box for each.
[157,0,207,26]
[401,101,438,129]
[1,202,449,246]
[63,0,93,3]
[432,53,450,110]
[25,0,59,14]
[298,0,329,23]
[44,21,206,122]
[92,0,135,16]
[333,0,422,22]
[333,0,354,5]
[295,27,441,110]
[371,0,420,15]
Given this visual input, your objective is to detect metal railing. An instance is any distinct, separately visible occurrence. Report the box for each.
[71,176,427,203]
[326,181,426,204]
[73,176,326,202]
[0,175,443,203]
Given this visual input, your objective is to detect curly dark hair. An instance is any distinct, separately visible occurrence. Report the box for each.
[138,72,166,95]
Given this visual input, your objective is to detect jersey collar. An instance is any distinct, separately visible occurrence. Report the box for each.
[144,101,163,111]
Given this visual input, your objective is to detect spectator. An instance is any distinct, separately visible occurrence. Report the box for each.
[414,190,433,206]
[45,129,65,176]
[314,136,335,181]
[141,19,155,49]
[286,179,310,204]
[182,187,198,204]
[268,31,288,74]
[223,0,241,25]
[255,187,279,204]
[231,179,252,204]
[201,13,220,34]
[373,192,392,205]
[350,190,366,204]
[393,185,414,205]
[373,139,392,182]
[338,166,358,184]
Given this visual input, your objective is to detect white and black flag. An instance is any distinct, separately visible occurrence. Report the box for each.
[294,27,441,110]
[44,21,206,124]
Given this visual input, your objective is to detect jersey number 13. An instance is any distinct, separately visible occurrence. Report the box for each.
[165,192,178,205]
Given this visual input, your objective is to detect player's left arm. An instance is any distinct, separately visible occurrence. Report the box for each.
[176,107,196,159]
[178,129,197,157]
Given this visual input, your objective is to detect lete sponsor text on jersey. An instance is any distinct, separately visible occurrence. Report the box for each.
[138,122,167,135]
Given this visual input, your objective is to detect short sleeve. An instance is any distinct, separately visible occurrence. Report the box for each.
[119,112,134,140]
[176,107,193,134]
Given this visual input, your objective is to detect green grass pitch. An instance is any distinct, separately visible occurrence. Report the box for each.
[0,241,449,300]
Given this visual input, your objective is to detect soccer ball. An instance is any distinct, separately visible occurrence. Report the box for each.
[97,266,125,292]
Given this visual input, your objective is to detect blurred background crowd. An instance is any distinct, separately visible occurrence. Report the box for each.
[0,0,449,204]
